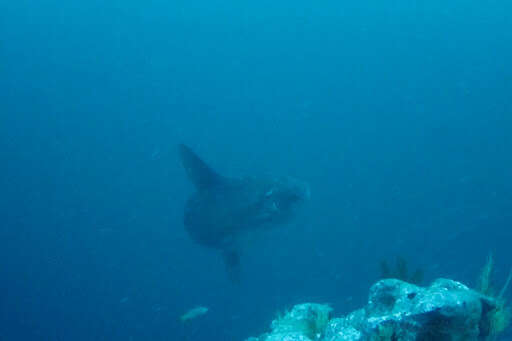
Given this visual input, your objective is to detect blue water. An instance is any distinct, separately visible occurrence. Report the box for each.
[1,0,511,340]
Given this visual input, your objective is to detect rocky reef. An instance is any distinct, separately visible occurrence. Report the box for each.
[246,278,510,341]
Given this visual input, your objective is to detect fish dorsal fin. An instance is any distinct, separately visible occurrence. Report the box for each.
[179,144,223,190]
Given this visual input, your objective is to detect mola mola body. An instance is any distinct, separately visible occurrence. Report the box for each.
[179,144,309,281]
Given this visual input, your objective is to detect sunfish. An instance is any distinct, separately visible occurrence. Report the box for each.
[179,144,309,281]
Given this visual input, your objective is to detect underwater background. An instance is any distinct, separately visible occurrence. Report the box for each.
[1,0,511,340]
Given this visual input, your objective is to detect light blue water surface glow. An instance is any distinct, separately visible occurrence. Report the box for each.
[1,0,511,340]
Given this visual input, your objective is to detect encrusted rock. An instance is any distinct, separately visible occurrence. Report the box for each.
[362,278,484,340]
[323,318,362,341]
[246,278,503,341]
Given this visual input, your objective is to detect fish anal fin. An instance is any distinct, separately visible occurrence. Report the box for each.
[222,249,241,283]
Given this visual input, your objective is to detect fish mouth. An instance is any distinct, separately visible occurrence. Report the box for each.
[299,181,311,201]
[267,177,310,212]
[283,177,310,202]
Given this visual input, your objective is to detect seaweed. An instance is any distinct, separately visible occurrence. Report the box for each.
[379,256,424,285]
[477,253,495,297]
[369,323,398,341]
[271,304,332,340]
[476,253,512,340]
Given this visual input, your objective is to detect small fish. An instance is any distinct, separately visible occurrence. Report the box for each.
[180,306,209,322]
[150,147,161,160]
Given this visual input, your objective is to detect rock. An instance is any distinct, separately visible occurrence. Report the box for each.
[265,333,313,341]
[245,303,332,341]
[246,278,503,341]
[271,303,332,335]
[362,278,484,340]
[323,318,362,341]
